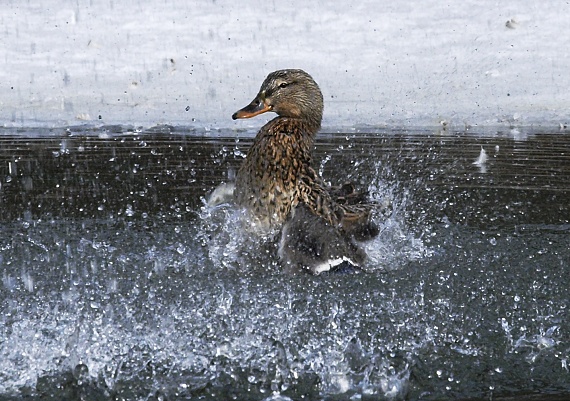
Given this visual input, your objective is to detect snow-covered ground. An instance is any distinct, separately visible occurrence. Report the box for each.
[1,0,569,129]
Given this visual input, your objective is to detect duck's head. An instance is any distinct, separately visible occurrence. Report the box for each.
[232,69,323,129]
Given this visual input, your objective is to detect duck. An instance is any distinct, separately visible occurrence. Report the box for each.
[231,69,378,274]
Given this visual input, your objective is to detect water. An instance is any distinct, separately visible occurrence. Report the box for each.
[1,125,569,400]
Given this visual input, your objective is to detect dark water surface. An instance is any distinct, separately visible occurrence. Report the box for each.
[0,125,569,400]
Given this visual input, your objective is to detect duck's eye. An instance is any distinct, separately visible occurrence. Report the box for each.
[278,82,289,89]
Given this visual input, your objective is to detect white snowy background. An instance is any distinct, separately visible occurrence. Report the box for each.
[1,0,569,129]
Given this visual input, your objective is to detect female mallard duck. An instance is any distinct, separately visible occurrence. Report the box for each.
[232,69,378,274]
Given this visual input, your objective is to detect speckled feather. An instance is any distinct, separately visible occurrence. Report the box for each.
[234,117,341,229]
[233,69,375,239]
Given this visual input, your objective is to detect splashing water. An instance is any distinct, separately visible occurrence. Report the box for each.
[1,128,569,400]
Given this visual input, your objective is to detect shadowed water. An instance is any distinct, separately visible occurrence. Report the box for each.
[0,125,569,400]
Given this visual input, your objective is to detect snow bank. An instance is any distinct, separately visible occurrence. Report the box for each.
[1,0,569,128]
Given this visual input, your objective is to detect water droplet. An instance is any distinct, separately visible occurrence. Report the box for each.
[73,363,89,383]
[21,271,34,292]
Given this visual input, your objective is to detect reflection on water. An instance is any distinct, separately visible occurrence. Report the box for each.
[0,126,569,400]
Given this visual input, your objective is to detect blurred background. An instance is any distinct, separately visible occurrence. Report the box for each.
[2,0,569,128]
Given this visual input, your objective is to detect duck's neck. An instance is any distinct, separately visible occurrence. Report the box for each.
[305,113,322,135]
[280,113,322,137]
[302,106,323,136]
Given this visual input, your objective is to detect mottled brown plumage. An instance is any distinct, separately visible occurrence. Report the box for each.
[233,117,336,230]
[233,70,337,229]
[232,69,377,273]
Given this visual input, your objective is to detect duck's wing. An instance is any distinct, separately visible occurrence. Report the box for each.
[328,182,370,205]
[278,203,366,275]
[297,173,342,227]
[337,204,379,241]
[330,182,392,240]
[297,169,379,241]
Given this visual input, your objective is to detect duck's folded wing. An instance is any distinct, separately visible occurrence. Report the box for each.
[298,171,379,241]
[328,182,369,205]
[297,170,343,227]
[337,205,379,241]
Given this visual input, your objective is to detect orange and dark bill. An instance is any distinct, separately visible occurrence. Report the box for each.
[232,95,272,120]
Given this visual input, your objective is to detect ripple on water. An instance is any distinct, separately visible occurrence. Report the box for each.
[0,129,569,400]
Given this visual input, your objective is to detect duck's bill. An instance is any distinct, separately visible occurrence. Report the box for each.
[232,97,272,120]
